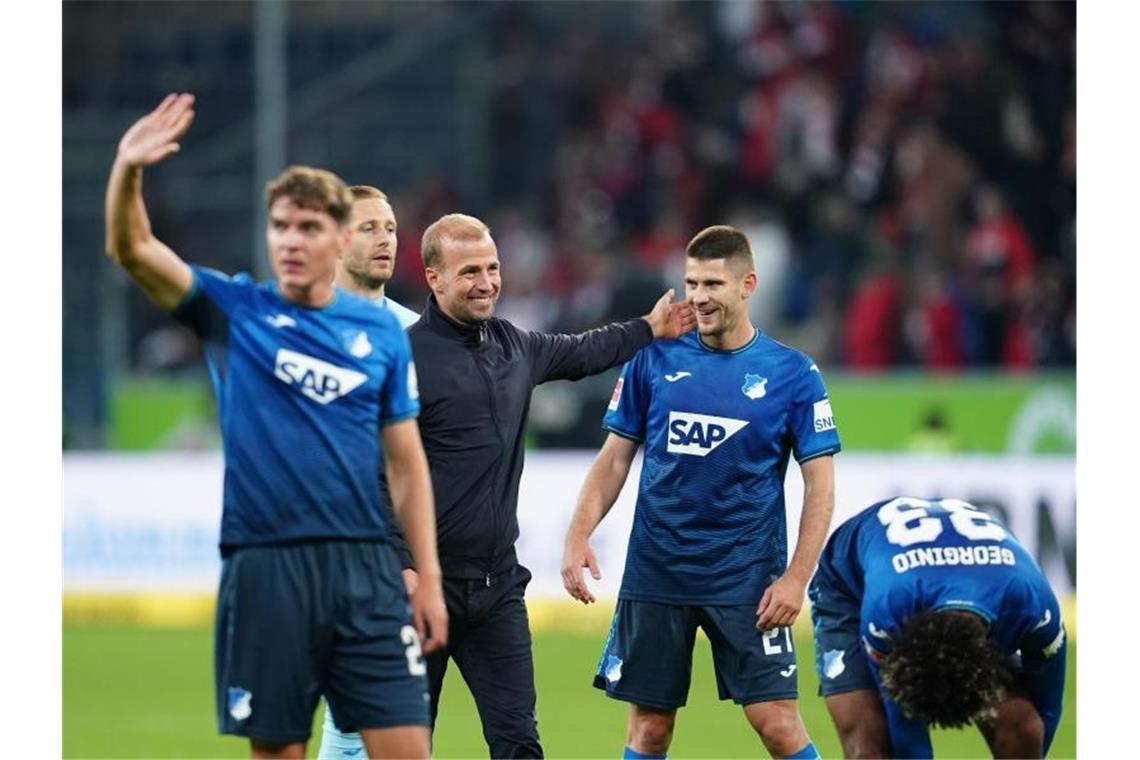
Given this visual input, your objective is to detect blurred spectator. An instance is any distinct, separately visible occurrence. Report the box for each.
[966,185,1037,367]
[843,258,904,370]
[905,270,966,370]
[69,0,1075,380]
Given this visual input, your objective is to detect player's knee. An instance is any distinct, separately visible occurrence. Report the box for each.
[746,704,808,756]
[250,740,306,759]
[628,710,675,755]
[832,714,888,758]
[838,732,890,759]
[996,709,1045,758]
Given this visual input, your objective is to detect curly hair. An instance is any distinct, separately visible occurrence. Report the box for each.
[879,609,1012,728]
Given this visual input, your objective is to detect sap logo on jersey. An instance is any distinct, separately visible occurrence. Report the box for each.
[667,412,748,456]
[274,348,368,405]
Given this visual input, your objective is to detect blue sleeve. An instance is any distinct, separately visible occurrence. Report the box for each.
[601,349,650,441]
[1015,593,1067,754]
[170,266,252,341]
[1018,641,1066,754]
[379,324,421,426]
[869,660,934,758]
[188,266,257,315]
[789,357,841,463]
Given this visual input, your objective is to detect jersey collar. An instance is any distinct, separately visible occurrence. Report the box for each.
[695,327,760,354]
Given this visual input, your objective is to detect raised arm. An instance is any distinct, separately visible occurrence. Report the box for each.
[560,433,641,604]
[530,289,696,383]
[104,93,197,311]
[381,418,448,653]
[756,454,835,629]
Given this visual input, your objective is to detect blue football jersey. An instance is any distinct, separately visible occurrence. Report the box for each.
[172,266,420,549]
[829,497,1065,666]
[604,329,841,604]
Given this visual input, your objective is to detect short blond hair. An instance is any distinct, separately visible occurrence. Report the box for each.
[348,184,389,202]
[265,166,353,225]
[421,213,491,269]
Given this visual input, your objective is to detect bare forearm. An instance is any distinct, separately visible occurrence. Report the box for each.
[566,451,630,543]
[388,451,442,580]
[105,159,152,264]
[103,155,191,309]
[786,463,834,582]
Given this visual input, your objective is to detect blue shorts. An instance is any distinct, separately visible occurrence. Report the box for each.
[214,541,430,743]
[807,556,875,697]
[593,599,798,710]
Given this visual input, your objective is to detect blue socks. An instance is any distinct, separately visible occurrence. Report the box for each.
[785,741,820,759]
[622,747,666,760]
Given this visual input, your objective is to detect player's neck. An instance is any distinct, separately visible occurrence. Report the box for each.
[281,280,336,308]
[700,320,756,352]
[334,272,386,303]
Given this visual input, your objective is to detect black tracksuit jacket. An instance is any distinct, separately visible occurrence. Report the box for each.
[399,295,653,581]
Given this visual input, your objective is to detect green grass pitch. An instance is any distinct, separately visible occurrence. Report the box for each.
[64,624,1075,758]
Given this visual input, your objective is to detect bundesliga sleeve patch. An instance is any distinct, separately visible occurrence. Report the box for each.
[608,377,624,412]
[408,362,420,400]
[813,399,836,432]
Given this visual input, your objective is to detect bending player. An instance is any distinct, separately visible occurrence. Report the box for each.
[809,496,1067,758]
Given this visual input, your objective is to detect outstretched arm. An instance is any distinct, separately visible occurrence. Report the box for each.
[757,454,834,629]
[381,419,448,653]
[529,289,696,384]
[561,433,640,604]
[104,93,196,311]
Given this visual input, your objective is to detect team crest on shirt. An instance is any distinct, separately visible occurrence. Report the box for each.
[742,374,768,399]
[346,330,373,358]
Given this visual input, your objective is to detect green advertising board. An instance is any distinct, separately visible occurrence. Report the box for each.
[104,373,1075,454]
[826,373,1075,454]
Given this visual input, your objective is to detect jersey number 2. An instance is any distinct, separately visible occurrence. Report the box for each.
[876,497,1006,548]
[400,625,427,676]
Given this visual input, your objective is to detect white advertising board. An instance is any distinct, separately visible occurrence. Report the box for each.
[64,452,1076,596]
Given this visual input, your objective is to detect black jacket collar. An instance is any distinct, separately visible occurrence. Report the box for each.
[421,294,489,345]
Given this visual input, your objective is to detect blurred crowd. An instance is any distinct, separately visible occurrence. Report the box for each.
[380,1,1075,371]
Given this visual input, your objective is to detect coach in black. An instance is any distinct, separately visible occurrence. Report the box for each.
[403,213,695,758]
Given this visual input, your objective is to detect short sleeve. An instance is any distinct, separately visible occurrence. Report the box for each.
[601,349,650,441]
[1019,588,1066,672]
[379,325,421,426]
[788,357,841,463]
[170,266,254,340]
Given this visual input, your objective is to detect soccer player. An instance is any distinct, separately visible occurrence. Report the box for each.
[809,496,1067,758]
[335,184,420,328]
[407,213,697,758]
[317,183,422,760]
[104,93,447,759]
[562,225,839,760]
